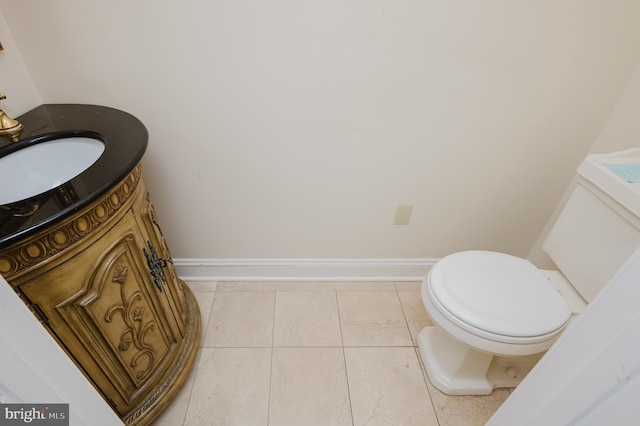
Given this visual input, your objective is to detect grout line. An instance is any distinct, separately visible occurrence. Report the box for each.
[179,280,509,425]
[179,348,203,426]
[335,289,345,348]
[176,287,216,425]
[266,289,278,425]
[395,286,412,335]
[335,288,356,426]
[412,345,442,426]
[393,286,418,348]
[197,290,217,343]
[396,289,420,347]
[395,285,441,424]
[342,346,356,426]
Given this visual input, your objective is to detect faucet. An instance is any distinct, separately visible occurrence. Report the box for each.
[0,93,24,143]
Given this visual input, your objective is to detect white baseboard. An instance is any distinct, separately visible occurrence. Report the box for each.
[173,258,437,282]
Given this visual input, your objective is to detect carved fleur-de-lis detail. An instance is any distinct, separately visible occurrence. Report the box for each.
[112,265,128,284]
[119,334,132,351]
[133,307,145,322]
[105,262,156,380]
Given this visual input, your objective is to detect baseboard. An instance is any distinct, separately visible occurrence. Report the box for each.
[173,258,437,282]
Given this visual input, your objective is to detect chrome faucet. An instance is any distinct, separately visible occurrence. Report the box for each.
[0,93,23,143]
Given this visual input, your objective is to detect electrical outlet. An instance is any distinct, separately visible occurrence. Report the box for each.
[393,205,413,225]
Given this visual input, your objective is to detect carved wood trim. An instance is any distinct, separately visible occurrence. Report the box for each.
[0,165,142,280]
[123,280,201,425]
[105,264,157,381]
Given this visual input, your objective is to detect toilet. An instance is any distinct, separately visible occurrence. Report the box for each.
[418,148,640,395]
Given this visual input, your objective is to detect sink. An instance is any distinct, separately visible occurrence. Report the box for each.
[0,136,105,204]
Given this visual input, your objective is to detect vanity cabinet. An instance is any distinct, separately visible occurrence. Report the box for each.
[0,165,200,425]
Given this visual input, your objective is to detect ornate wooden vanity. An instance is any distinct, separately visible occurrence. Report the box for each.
[0,105,200,425]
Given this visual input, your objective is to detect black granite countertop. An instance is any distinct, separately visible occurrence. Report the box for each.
[0,104,148,249]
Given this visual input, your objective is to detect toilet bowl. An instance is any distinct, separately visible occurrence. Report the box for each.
[418,148,640,395]
[417,250,583,395]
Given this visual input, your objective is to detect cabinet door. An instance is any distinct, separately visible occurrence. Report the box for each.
[135,190,187,334]
[19,212,181,416]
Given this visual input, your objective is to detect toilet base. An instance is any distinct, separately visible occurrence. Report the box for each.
[417,326,542,395]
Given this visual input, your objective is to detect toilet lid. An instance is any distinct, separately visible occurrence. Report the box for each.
[429,251,571,338]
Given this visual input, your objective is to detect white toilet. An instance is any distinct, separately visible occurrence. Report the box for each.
[418,148,640,395]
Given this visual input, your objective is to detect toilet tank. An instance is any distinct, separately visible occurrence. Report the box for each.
[543,148,640,302]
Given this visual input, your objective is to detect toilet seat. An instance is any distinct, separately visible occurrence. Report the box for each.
[428,251,571,344]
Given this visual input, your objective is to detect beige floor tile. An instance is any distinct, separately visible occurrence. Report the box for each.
[184,348,271,426]
[153,349,201,426]
[425,379,510,426]
[344,347,438,426]
[335,281,396,291]
[338,291,413,346]
[177,281,509,426]
[203,292,275,347]
[275,281,338,291]
[273,292,342,347]
[192,291,216,344]
[395,281,423,291]
[398,291,433,345]
[217,281,277,291]
[269,348,352,426]
[185,281,218,292]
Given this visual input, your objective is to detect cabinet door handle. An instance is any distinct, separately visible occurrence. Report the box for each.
[143,241,168,292]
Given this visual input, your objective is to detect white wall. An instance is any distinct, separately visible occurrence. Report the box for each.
[529,61,640,267]
[0,9,40,114]
[590,63,640,155]
[2,1,640,261]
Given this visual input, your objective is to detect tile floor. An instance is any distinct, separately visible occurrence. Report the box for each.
[153,281,511,426]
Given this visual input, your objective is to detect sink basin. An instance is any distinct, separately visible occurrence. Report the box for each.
[0,136,105,204]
